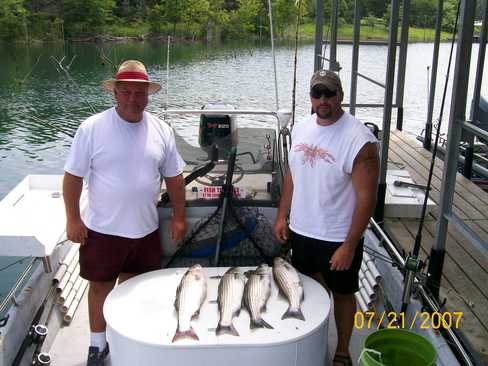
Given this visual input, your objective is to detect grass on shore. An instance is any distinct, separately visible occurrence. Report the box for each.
[298,22,453,42]
[31,20,454,43]
[105,22,151,37]
[100,18,454,43]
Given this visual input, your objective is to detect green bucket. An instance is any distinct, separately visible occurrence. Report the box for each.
[359,329,437,366]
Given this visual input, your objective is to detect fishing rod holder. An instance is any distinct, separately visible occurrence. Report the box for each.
[33,352,51,365]
[29,324,48,345]
[404,256,424,273]
[400,256,426,312]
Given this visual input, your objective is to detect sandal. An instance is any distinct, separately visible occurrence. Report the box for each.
[333,354,353,366]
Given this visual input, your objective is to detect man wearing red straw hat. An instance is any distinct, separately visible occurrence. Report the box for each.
[63,60,186,366]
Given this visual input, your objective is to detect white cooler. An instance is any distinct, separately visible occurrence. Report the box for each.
[104,266,330,366]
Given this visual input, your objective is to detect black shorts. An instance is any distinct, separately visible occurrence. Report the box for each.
[79,228,161,282]
[290,230,363,294]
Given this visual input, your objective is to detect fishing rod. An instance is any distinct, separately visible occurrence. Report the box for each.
[290,0,302,131]
[162,36,171,127]
[266,0,279,111]
[400,0,461,314]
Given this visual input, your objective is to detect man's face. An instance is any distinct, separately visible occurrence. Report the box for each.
[114,81,149,122]
[310,86,343,120]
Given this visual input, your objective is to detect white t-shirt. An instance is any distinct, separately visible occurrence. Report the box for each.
[288,112,378,242]
[64,107,185,239]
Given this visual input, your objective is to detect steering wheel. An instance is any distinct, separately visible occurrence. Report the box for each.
[194,164,244,186]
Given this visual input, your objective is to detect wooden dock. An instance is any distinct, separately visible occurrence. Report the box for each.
[385,130,488,364]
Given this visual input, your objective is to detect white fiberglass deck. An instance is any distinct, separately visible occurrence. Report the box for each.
[104,267,330,366]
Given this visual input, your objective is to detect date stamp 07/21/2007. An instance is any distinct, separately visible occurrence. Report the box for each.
[354,311,464,330]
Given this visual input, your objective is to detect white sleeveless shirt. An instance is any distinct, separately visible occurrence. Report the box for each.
[288,112,378,242]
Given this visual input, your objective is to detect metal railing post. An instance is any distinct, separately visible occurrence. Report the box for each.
[463,0,488,178]
[424,0,444,150]
[396,0,411,131]
[428,0,475,298]
[329,0,340,71]
[375,0,401,223]
[350,0,361,115]
[314,0,324,71]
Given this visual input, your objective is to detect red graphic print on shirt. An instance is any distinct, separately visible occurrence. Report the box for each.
[294,143,335,167]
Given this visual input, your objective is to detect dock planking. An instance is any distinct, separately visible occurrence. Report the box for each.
[384,130,488,363]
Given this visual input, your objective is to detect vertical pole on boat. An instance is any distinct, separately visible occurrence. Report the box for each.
[395,0,411,131]
[329,0,340,71]
[463,0,488,179]
[428,0,475,299]
[374,0,401,223]
[424,0,444,150]
[267,0,280,110]
[213,148,238,266]
[349,0,361,116]
[314,0,324,72]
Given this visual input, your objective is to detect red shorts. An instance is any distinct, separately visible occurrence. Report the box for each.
[79,228,161,282]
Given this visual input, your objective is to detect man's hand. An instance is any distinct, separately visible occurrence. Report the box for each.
[274,217,289,243]
[66,218,87,245]
[169,216,186,242]
[330,242,355,271]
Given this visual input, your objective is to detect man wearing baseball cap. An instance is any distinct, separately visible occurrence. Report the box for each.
[275,70,379,366]
[63,60,186,365]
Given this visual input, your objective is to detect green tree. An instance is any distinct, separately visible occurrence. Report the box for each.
[225,0,261,38]
[410,0,436,28]
[272,0,297,36]
[207,0,229,40]
[147,3,167,33]
[0,0,28,40]
[62,0,116,36]
[160,0,185,36]
[362,0,386,18]
[442,0,458,33]
[181,0,210,38]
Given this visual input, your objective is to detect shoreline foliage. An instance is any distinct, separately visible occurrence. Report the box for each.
[0,0,485,43]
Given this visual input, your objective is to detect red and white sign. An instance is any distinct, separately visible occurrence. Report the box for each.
[196,186,247,199]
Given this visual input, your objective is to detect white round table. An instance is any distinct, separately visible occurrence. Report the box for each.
[104,267,330,366]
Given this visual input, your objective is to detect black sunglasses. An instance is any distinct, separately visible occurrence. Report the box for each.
[310,88,337,99]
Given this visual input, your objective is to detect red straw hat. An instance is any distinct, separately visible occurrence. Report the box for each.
[103,60,161,95]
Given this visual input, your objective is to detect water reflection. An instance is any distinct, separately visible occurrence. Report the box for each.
[1,41,487,199]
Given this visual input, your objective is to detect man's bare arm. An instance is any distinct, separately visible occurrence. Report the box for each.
[345,142,379,247]
[164,174,186,218]
[330,142,379,270]
[274,170,294,242]
[164,174,186,241]
[63,172,87,244]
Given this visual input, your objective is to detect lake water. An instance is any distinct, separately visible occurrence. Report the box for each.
[0,40,486,302]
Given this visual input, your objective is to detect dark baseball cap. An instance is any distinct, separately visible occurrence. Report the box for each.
[310,70,343,93]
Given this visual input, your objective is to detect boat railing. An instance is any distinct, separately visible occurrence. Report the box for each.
[460,118,488,144]
[433,113,488,260]
[0,257,38,316]
[162,108,291,130]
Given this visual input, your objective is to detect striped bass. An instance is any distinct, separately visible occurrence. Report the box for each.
[216,267,246,336]
[273,257,305,321]
[172,264,207,342]
[243,263,274,330]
